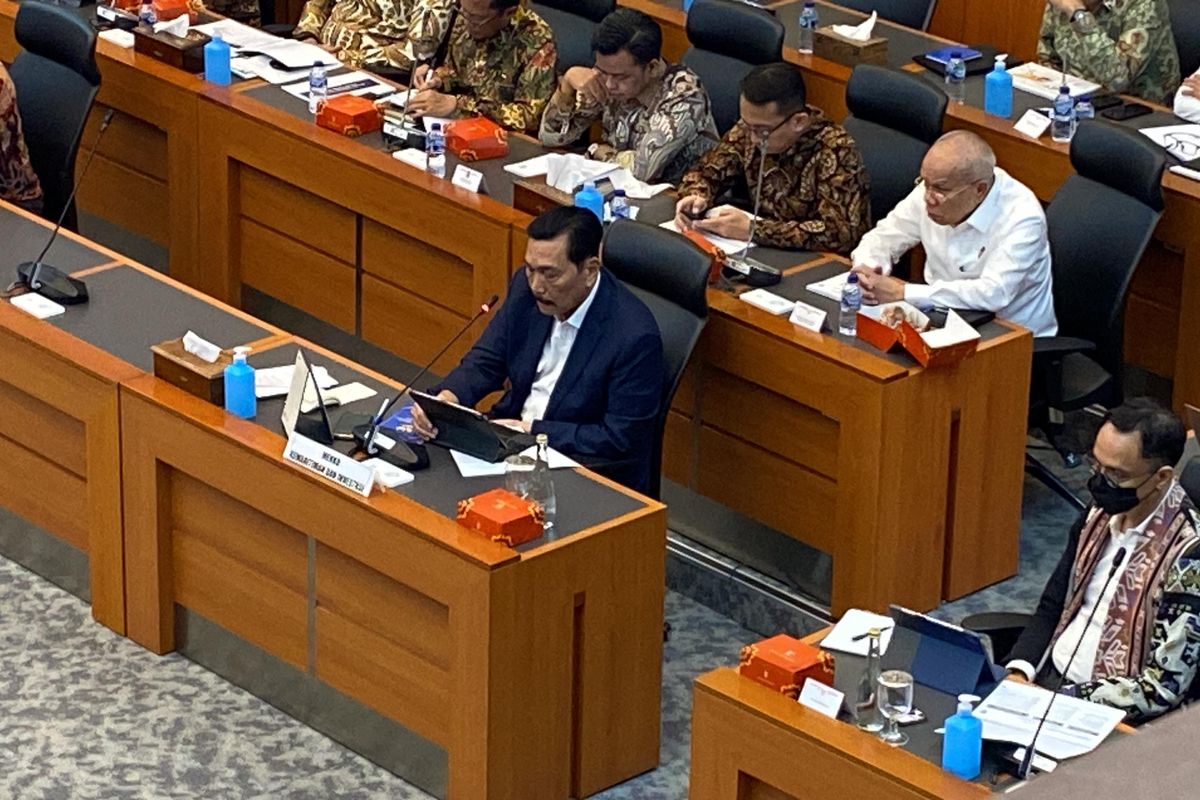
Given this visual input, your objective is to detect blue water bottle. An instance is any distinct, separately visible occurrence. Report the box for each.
[223,346,256,419]
[838,272,861,336]
[610,189,631,220]
[798,2,819,54]
[983,54,1012,118]
[204,33,232,86]
[942,694,982,780]
[1052,85,1075,143]
[574,180,604,222]
[426,122,446,178]
[945,52,966,105]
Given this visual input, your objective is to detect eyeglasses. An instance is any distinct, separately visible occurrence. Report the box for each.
[914,176,976,204]
[741,112,798,142]
[1085,454,1155,487]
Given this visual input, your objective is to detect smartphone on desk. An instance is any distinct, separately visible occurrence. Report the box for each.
[1102,102,1152,121]
[1088,93,1122,111]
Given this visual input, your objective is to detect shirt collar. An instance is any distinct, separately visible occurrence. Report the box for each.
[959,168,1003,234]
[561,272,601,329]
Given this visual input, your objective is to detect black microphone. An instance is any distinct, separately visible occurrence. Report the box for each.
[723,132,780,287]
[355,292,499,460]
[1017,545,1128,779]
[17,108,116,304]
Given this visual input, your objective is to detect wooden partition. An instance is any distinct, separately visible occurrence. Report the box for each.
[120,361,666,799]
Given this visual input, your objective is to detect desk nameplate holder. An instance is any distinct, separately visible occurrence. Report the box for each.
[284,430,377,498]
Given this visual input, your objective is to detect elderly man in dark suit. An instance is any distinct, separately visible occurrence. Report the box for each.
[412,206,665,493]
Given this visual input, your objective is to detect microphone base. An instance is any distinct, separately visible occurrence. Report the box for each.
[17,261,90,304]
[352,424,430,471]
[722,254,782,288]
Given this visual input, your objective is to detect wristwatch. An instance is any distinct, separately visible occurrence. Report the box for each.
[1070,8,1097,32]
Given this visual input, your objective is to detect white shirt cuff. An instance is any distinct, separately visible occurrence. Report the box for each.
[902,281,934,309]
[1006,659,1037,682]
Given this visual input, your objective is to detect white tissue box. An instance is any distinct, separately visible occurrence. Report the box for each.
[814,26,888,67]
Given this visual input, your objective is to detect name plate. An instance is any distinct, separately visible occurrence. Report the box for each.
[798,677,844,719]
[452,164,484,193]
[788,300,827,333]
[1014,109,1051,140]
[285,431,377,497]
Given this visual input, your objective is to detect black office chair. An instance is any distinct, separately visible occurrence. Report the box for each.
[681,0,784,135]
[833,0,939,31]
[843,64,946,223]
[8,2,100,232]
[1026,120,1166,510]
[1168,0,1200,79]
[597,219,711,500]
[532,0,617,74]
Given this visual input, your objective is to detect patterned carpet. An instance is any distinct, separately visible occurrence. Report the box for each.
[0,553,754,800]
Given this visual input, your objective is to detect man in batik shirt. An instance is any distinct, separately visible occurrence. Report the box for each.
[538,8,717,184]
[1038,0,1180,104]
[407,0,555,135]
[0,64,42,215]
[674,63,869,254]
[295,0,452,72]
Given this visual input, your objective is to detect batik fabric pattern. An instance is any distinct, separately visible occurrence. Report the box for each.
[431,6,556,134]
[1037,0,1180,104]
[1056,483,1200,722]
[295,0,452,70]
[538,64,718,183]
[677,112,870,254]
[0,64,42,212]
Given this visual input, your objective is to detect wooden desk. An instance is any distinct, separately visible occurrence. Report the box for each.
[619,0,1200,411]
[690,667,988,800]
[1,201,667,799]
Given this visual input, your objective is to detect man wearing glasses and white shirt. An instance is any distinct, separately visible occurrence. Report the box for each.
[850,130,1058,336]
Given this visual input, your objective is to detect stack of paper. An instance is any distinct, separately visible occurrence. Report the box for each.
[973,679,1125,761]
[819,608,895,656]
[657,218,754,255]
[805,271,852,302]
[256,364,336,398]
[280,71,394,102]
[450,446,579,478]
[1008,62,1100,100]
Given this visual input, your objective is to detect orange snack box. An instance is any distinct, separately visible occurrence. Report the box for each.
[738,634,835,699]
[456,488,544,547]
[445,117,509,161]
[316,95,382,138]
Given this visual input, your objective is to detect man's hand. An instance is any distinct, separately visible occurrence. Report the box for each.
[411,64,442,91]
[560,66,607,105]
[410,389,458,440]
[674,195,709,231]
[491,418,532,433]
[1048,0,1086,15]
[857,271,906,305]
[1005,671,1031,684]
[318,42,340,54]
[1183,74,1200,97]
[408,89,457,118]
[695,206,752,240]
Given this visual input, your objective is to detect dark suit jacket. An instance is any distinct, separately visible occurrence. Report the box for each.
[437,268,665,493]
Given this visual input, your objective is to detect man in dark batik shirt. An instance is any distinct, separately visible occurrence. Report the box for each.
[0,63,42,214]
[674,62,870,254]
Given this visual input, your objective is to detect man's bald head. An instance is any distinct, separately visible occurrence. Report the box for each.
[918,131,997,226]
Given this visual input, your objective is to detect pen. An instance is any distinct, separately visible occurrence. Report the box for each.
[372,397,389,424]
[851,625,892,642]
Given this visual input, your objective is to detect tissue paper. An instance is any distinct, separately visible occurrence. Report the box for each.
[182,330,221,364]
[831,11,876,41]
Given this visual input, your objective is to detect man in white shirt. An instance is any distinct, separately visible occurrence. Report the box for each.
[851,130,1058,337]
[1173,69,1200,122]
[1005,399,1200,722]
[412,206,665,492]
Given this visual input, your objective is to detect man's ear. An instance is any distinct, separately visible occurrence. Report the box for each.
[585,256,601,283]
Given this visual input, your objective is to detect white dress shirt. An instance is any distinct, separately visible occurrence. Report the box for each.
[1174,70,1200,122]
[1007,483,1176,684]
[519,274,601,424]
[850,167,1058,337]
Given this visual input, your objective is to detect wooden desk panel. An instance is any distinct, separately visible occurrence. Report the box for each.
[690,668,989,800]
[120,361,665,799]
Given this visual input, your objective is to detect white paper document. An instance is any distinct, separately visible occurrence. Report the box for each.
[301,381,376,413]
[193,19,280,50]
[657,219,754,255]
[450,446,580,478]
[819,608,895,656]
[973,679,1125,761]
[805,270,852,302]
[739,288,795,316]
[1140,124,1200,163]
[1007,62,1100,100]
[98,29,136,49]
[281,71,393,102]
[256,364,337,399]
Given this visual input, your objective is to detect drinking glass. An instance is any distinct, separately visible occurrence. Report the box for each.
[504,453,536,497]
[877,670,914,747]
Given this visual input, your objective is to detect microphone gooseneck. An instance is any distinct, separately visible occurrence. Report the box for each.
[1017,546,1128,779]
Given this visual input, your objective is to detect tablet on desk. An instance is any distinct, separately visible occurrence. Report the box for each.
[411,390,535,463]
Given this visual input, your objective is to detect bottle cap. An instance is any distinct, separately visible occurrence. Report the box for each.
[995,53,1008,66]
[956,693,981,711]
[232,345,251,362]
[536,432,548,445]
[431,122,441,131]
[847,271,859,284]
[614,189,626,197]
[867,626,881,637]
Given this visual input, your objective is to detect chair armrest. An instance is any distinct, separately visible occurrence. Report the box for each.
[1032,336,1096,357]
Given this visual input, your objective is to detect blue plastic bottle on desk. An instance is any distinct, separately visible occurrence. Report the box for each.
[223,346,256,419]
[983,54,1012,118]
[574,180,604,222]
[942,694,982,780]
[1052,85,1075,142]
[204,33,232,86]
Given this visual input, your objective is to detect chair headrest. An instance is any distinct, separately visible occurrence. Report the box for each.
[534,0,616,23]
[1182,456,1200,507]
[685,0,784,64]
[15,2,100,86]
[846,64,946,144]
[601,219,710,319]
[1069,120,1165,211]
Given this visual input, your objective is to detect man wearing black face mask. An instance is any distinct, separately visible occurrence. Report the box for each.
[1005,398,1200,722]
